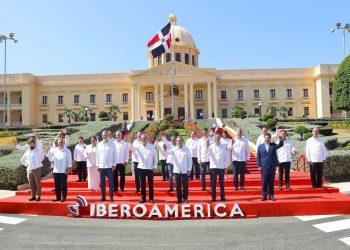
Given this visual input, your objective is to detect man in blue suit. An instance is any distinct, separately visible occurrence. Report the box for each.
[257,133,283,201]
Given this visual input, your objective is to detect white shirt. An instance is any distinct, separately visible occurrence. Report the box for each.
[276,139,296,163]
[74,143,87,162]
[306,137,327,163]
[96,140,117,169]
[131,140,142,162]
[255,130,278,152]
[130,143,157,170]
[165,142,176,165]
[197,137,211,163]
[52,147,72,174]
[20,147,44,171]
[46,145,57,169]
[114,139,129,164]
[209,143,228,169]
[185,137,198,158]
[84,144,97,168]
[167,146,192,174]
[64,135,70,146]
[154,140,168,160]
[16,139,42,151]
[229,137,250,162]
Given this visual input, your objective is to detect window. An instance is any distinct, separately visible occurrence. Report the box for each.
[122,93,128,104]
[123,112,129,121]
[303,89,309,98]
[286,89,292,98]
[90,94,96,104]
[192,55,195,66]
[175,52,181,62]
[74,95,80,104]
[254,108,260,115]
[19,115,22,123]
[146,92,153,101]
[58,114,64,123]
[221,109,227,118]
[185,53,189,64]
[237,90,243,100]
[42,96,48,105]
[270,89,276,99]
[166,53,171,62]
[195,90,203,100]
[253,90,260,99]
[287,107,293,116]
[304,107,309,116]
[106,94,112,103]
[58,96,64,104]
[157,56,162,65]
[90,113,96,121]
[19,97,22,104]
[221,90,227,100]
[42,114,48,123]
[329,87,332,96]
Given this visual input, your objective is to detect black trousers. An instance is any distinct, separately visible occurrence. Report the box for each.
[190,157,200,180]
[160,160,168,181]
[174,173,189,202]
[54,173,67,200]
[210,168,225,200]
[278,162,291,186]
[139,169,154,201]
[233,161,246,188]
[76,161,87,181]
[133,162,140,191]
[261,168,275,199]
[114,164,125,191]
[310,162,323,188]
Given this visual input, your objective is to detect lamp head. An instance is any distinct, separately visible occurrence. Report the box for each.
[336,22,342,28]
[345,23,350,32]
[330,27,336,33]
[9,33,14,38]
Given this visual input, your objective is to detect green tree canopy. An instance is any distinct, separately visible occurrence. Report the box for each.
[332,55,350,112]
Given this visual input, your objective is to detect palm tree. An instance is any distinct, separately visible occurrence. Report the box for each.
[63,108,74,124]
[278,106,288,119]
[78,105,92,122]
[266,105,278,117]
[108,104,121,121]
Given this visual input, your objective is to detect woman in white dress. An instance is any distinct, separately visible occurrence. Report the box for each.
[84,136,99,191]
[220,130,232,180]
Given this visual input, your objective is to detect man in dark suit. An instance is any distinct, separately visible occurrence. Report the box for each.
[257,133,283,201]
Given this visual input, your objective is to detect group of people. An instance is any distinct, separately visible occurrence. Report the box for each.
[17,123,327,203]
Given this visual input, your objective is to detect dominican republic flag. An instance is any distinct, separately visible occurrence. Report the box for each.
[147,22,172,58]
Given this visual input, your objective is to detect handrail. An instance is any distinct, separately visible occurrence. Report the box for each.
[296,153,306,172]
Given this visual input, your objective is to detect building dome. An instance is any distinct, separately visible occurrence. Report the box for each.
[170,21,197,49]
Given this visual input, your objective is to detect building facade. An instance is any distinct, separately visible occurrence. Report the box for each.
[0,14,342,126]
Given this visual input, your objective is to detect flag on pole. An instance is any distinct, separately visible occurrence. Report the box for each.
[147,23,172,58]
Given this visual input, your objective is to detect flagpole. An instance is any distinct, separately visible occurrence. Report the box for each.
[170,22,174,118]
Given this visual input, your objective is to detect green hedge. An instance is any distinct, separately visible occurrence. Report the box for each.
[0,131,17,138]
[324,151,350,182]
[328,121,350,129]
[319,127,333,136]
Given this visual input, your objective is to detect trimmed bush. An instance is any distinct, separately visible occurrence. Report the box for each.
[266,118,278,129]
[165,129,179,138]
[263,112,274,122]
[308,121,328,127]
[294,126,309,140]
[303,133,312,141]
[0,131,17,138]
[0,149,13,156]
[325,138,338,150]
[324,151,350,182]
[164,114,173,122]
[328,121,350,129]
[159,123,170,131]
[319,127,333,136]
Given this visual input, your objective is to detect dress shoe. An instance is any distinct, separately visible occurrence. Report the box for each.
[261,197,267,201]
[100,198,106,202]
[110,199,114,202]
[140,199,146,203]
[60,198,66,202]
[270,196,276,201]
[211,198,216,202]
[234,187,238,191]
[28,196,36,201]
[240,186,246,191]
[183,199,188,203]
[76,180,82,182]
[136,189,140,193]
[202,188,206,191]
[278,185,282,190]
[167,189,173,193]
[149,199,154,203]
[221,198,228,202]
[52,199,60,202]
[51,189,55,192]
[36,196,41,201]
[177,200,182,204]
[286,184,291,190]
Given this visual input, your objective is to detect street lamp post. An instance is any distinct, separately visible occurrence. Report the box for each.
[331,22,350,59]
[84,107,89,122]
[259,102,262,118]
[0,33,18,129]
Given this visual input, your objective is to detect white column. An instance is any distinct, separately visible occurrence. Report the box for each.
[213,81,218,118]
[154,84,159,119]
[137,83,141,120]
[316,77,331,118]
[207,82,212,118]
[131,84,135,120]
[190,81,194,118]
[184,82,188,118]
[160,83,164,119]
[6,91,11,126]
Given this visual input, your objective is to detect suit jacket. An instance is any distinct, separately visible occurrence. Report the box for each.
[257,140,284,171]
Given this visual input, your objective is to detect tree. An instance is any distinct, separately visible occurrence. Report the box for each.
[294,126,309,140]
[108,104,121,121]
[278,106,288,119]
[78,105,92,122]
[63,108,74,124]
[231,106,247,119]
[266,105,278,117]
[98,111,109,121]
[332,55,350,116]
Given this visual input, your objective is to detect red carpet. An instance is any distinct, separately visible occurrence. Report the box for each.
[1,152,350,219]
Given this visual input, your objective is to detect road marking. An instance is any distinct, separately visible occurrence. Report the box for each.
[0,215,27,225]
[295,215,341,221]
[313,219,350,233]
[339,237,350,246]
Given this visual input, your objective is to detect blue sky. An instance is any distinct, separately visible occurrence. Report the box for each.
[1,0,350,75]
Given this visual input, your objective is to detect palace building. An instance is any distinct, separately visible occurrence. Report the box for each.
[0,14,341,126]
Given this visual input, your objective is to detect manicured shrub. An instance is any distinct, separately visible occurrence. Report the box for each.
[164,114,173,122]
[303,133,312,141]
[318,127,333,136]
[0,131,17,138]
[325,138,338,150]
[159,123,169,131]
[165,129,179,138]
[263,112,274,122]
[266,118,278,129]
[294,126,309,140]
[323,151,350,182]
